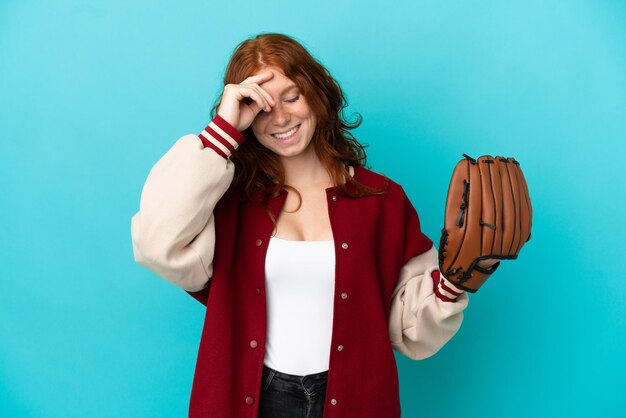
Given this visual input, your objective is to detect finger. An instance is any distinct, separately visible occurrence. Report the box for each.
[238,85,271,112]
[506,157,523,255]
[241,71,274,86]
[497,156,516,255]
[247,100,264,116]
[477,156,498,256]
[513,159,532,247]
[488,156,503,254]
[244,84,273,111]
[249,83,276,108]
[240,73,276,107]
[465,158,482,260]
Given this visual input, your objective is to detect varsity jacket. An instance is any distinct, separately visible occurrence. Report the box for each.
[130,114,469,418]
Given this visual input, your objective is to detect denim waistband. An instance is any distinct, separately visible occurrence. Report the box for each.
[262,364,328,388]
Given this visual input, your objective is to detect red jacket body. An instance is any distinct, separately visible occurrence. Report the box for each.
[131,115,468,418]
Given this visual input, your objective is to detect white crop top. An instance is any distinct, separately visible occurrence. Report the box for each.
[263,236,336,376]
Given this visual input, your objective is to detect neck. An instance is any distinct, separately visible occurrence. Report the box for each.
[280,149,333,190]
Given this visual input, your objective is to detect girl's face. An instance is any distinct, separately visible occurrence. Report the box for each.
[250,67,318,160]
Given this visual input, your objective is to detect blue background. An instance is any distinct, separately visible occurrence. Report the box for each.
[1,0,624,417]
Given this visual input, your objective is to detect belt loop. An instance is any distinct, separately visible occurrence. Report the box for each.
[263,368,277,392]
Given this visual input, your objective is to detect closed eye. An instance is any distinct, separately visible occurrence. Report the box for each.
[285,95,300,103]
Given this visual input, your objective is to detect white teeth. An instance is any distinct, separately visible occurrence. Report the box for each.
[272,125,299,139]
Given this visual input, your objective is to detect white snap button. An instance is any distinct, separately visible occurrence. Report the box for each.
[341,243,348,249]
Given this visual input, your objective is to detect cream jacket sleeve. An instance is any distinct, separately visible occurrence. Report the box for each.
[130,114,245,292]
[388,245,469,360]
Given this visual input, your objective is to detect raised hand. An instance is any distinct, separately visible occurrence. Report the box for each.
[217,71,276,132]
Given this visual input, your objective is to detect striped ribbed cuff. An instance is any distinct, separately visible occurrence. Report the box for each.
[430,270,464,302]
[198,114,247,159]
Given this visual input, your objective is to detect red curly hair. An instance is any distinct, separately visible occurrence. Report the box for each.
[209,32,388,225]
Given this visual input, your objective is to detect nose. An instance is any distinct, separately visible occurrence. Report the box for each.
[269,102,290,127]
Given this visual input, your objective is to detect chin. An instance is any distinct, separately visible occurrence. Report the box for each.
[275,148,305,159]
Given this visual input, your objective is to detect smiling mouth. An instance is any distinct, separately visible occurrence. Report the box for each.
[271,124,301,139]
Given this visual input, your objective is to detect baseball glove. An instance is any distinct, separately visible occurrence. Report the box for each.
[439,154,532,292]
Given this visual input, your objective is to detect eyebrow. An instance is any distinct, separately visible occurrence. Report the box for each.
[280,85,299,95]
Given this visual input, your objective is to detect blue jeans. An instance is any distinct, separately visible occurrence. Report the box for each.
[258,364,329,418]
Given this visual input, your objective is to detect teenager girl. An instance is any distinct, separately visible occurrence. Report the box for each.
[131,32,497,418]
